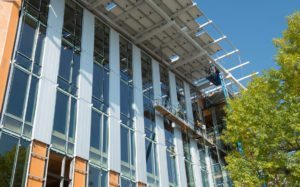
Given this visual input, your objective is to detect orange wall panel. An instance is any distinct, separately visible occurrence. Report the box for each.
[138,182,147,187]
[27,140,48,187]
[0,0,21,113]
[109,170,120,187]
[73,157,87,187]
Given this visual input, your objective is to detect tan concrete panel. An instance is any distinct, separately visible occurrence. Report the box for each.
[27,140,48,187]
[73,157,87,187]
[109,170,120,187]
[138,181,147,187]
[0,0,21,113]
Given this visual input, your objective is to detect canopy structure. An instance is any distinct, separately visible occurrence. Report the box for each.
[80,0,251,97]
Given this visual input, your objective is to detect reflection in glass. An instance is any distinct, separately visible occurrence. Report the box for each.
[182,133,195,187]
[0,133,30,187]
[121,177,136,187]
[88,166,107,187]
[53,91,69,135]
[6,69,29,118]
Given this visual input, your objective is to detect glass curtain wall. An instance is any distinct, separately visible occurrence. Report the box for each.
[175,77,186,120]
[142,53,159,186]
[182,132,195,187]
[198,143,210,187]
[164,119,178,187]
[0,132,30,187]
[120,37,136,183]
[190,88,203,130]
[209,147,223,186]
[89,19,109,171]
[1,0,49,138]
[160,66,178,186]
[52,0,83,154]
[159,65,170,108]
[88,165,108,187]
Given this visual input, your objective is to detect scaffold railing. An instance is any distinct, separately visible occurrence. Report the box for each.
[152,97,215,146]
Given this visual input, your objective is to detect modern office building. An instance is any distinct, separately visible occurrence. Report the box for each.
[0,0,246,186]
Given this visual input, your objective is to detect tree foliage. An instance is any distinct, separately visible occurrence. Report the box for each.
[222,12,300,186]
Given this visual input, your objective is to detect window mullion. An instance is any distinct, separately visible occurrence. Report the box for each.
[9,139,21,187]
[65,95,72,152]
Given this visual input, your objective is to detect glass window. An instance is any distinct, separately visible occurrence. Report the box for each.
[94,19,109,67]
[52,91,77,154]
[185,160,195,187]
[120,37,133,82]
[120,81,134,127]
[175,77,186,119]
[46,151,73,186]
[52,0,82,154]
[166,151,177,186]
[25,76,39,123]
[182,133,195,187]
[92,62,109,112]
[120,125,135,179]
[141,53,153,99]
[57,42,80,95]
[88,166,107,187]
[159,66,170,107]
[13,139,30,187]
[16,0,49,73]
[89,110,108,167]
[144,97,156,140]
[68,98,77,141]
[0,133,30,187]
[53,91,69,135]
[0,133,19,186]
[58,0,82,96]
[1,0,48,136]
[24,0,50,24]
[6,69,29,118]
[17,15,36,61]
[145,139,159,186]
[121,177,136,187]
[164,119,178,186]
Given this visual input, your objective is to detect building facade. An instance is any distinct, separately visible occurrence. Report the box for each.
[0,0,242,186]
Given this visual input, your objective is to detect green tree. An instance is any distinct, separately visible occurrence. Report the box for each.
[222,12,300,186]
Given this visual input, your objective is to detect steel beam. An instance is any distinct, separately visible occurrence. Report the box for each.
[228,61,250,72]
[113,0,145,21]
[135,21,175,43]
[91,0,104,9]
[171,51,206,68]
[214,49,239,62]
[170,2,197,19]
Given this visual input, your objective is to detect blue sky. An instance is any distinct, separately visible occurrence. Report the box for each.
[196,0,300,85]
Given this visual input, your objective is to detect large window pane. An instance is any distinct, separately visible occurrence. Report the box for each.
[17,16,37,59]
[53,91,69,134]
[90,111,102,150]
[58,42,72,82]
[68,98,77,141]
[88,166,107,187]
[145,140,154,174]
[185,161,195,187]
[25,76,39,123]
[58,0,82,95]
[120,37,133,82]
[167,152,177,186]
[121,127,129,163]
[121,177,136,187]
[141,53,153,99]
[13,140,30,187]
[6,68,29,118]
[0,133,19,186]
